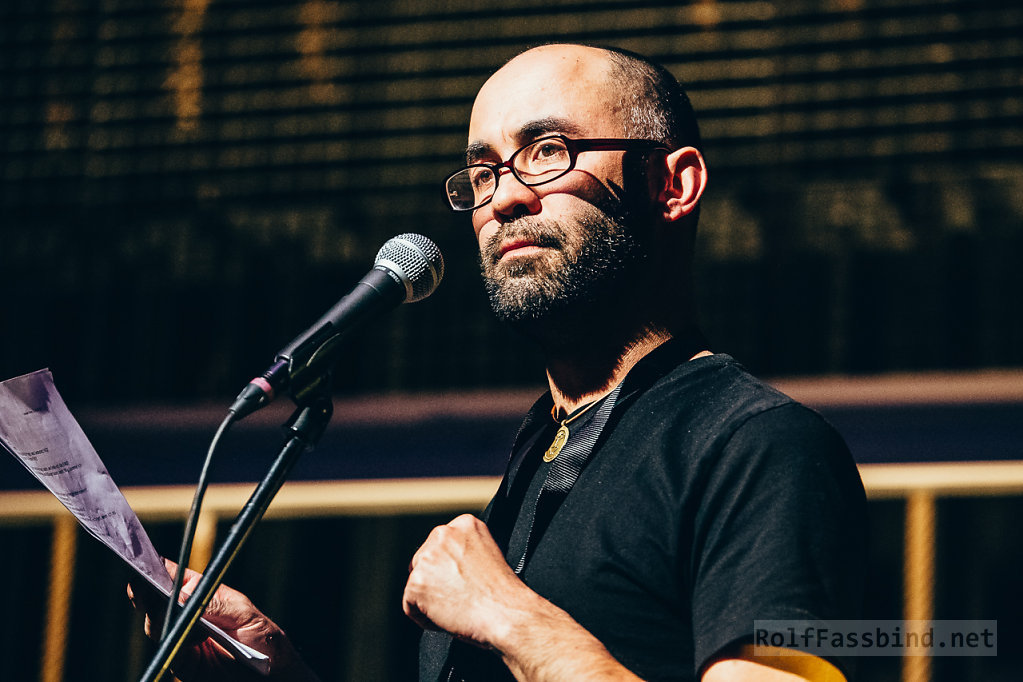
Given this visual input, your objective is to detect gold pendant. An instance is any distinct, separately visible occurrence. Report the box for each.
[544,424,570,462]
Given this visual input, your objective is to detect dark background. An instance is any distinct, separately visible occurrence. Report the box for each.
[2,0,1021,407]
[1,1,1021,681]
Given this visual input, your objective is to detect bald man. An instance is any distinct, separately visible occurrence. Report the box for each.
[131,44,866,682]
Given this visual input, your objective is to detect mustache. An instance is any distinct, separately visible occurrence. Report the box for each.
[482,218,566,266]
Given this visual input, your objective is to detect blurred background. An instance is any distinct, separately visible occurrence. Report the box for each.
[1,0,1021,680]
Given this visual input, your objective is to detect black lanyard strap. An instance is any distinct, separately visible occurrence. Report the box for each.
[514,381,623,574]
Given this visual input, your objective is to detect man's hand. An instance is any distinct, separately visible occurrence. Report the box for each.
[127,559,319,682]
[403,513,528,648]
[403,515,642,681]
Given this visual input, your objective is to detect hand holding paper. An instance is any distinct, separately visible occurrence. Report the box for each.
[127,559,320,682]
[0,369,271,675]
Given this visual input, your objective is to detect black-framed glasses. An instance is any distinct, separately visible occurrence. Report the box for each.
[443,135,667,212]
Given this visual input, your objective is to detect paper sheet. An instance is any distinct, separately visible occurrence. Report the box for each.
[0,369,270,675]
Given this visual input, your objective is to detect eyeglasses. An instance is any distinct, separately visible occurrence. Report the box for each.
[443,135,667,212]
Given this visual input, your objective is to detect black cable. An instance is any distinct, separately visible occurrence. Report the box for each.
[160,410,237,642]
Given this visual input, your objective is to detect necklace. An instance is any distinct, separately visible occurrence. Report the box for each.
[543,399,603,462]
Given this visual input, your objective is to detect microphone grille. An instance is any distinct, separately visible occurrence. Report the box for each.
[374,233,445,303]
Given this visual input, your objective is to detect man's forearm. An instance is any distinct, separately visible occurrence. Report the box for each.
[490,589,643,682]
[404,514,644,681]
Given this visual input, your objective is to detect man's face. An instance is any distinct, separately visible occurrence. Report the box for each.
[466,45,653,325]
[478,184,648,324]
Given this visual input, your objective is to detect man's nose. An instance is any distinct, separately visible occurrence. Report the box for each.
[489,167,542,222]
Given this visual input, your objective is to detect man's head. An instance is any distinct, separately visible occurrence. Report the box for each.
[462,44,707,336]
[603,47,702,152]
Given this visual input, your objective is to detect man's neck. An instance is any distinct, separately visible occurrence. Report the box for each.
[544,326,674,416]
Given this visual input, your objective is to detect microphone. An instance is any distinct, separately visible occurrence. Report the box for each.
[229,233,444,419]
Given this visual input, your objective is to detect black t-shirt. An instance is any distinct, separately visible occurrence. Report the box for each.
[421,346,867,681]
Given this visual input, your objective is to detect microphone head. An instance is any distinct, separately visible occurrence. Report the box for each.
[374,233,445,303]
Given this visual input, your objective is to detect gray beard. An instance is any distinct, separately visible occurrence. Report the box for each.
[479,201,647,329]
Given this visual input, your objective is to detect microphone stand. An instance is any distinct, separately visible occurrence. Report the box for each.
[139,387,334,682]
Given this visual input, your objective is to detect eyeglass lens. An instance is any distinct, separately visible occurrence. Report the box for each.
[446,137,574,211]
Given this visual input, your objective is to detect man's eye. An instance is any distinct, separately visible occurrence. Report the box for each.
[470,168,495,190]
[534,142,566,160]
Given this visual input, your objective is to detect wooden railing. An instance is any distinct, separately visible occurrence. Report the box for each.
[3,462,1023,682]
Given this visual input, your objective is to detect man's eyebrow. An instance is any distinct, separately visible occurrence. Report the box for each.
[519,117,585,140]
[464,118,587,164]
[465,141,493,165]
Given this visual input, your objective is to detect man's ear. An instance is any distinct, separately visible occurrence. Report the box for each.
[653,147,708,223]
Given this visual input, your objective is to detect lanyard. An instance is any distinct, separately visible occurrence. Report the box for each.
[443,383,623,682]
[513,381,623,573]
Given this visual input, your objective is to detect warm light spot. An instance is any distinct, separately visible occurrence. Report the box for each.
[298,0,340,103]
[165,0,210,134]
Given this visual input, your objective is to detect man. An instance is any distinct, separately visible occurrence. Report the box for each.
[130,44,866,681]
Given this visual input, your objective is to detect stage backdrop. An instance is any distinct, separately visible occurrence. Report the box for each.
[2,0,1021,407]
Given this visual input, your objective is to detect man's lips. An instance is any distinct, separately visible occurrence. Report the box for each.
[497,238,549,259]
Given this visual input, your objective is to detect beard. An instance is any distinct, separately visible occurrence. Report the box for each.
[479,192,649,331]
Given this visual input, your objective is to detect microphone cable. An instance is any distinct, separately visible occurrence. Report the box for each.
[160,410,237,641]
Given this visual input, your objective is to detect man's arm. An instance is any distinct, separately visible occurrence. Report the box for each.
[703,659,843,682]
[402,513,642,681]
[703,645,847,682]
[403,514,845,682]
